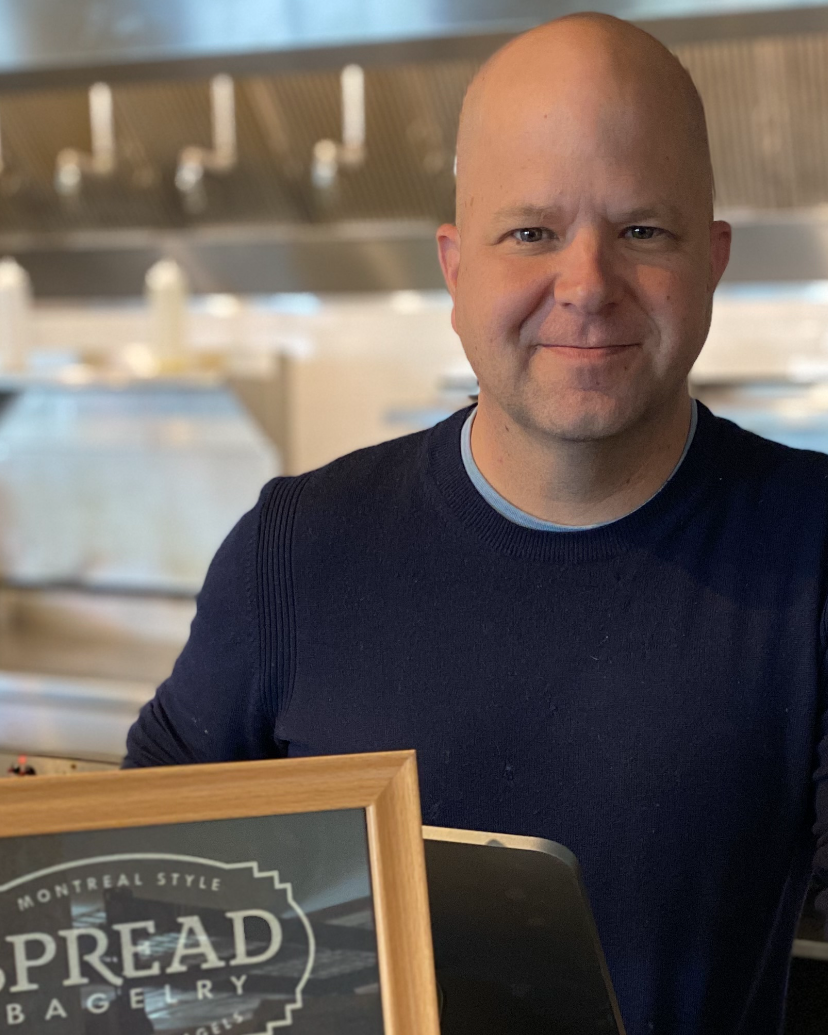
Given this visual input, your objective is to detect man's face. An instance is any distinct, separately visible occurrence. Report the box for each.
[438,56,731,442]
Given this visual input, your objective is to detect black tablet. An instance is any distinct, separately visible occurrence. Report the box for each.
[424,826,626,1035]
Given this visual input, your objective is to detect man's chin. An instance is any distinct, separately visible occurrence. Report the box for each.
[513,393,647,443]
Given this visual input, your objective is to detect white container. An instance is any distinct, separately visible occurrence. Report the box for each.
[145,258,189,364]
[0,257,32,372]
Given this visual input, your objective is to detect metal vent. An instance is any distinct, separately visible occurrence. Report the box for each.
[1,31,828,234]
[1,21,828,292]
[0,61,473,233]
[677,32,828,210]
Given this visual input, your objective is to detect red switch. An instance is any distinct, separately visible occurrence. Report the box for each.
[8,755,36,776]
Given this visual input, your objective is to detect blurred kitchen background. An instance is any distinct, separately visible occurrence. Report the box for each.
[3,0,828,1028]
[2,0,828,754]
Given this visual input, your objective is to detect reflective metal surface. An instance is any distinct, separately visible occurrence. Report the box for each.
[0,588,193,761]
[424,826,626,1035]
[3,214,828,297]
[721,213,828,283]
[1,30,828,228]
[0,751,116,774]
[0,18,824,292]
[0,0,826,85]
[0,670,151,762]
[695,381,828,450]
[0,383,278,591]
[0,223,445,296]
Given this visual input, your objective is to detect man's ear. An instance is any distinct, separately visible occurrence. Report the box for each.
[437,224,461,334]
[709,219,731,291]
[437,223,461,299]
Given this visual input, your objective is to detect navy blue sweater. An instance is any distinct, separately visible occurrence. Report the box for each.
[126,402,828,1035]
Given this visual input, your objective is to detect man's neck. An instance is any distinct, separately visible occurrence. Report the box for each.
[469,393,694,527]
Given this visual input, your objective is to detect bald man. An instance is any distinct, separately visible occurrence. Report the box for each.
[440,14,730,526]
[126,14,828,1035]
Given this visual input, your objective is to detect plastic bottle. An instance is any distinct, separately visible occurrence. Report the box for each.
[0,257,32,372]
[145,258,189,369]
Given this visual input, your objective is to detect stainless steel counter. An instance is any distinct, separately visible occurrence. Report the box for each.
[0,587,193,762]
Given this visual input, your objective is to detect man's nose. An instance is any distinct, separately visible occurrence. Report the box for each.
[552,230,622,315]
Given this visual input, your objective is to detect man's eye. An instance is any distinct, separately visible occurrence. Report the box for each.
[625,226,662,240]
[512,227,550,244]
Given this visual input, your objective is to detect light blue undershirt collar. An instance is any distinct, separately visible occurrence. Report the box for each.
[460,399,698,532]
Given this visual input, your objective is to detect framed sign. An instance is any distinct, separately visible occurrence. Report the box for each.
[0,750,440,1035]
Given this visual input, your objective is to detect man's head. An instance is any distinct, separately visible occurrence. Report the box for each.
[437,13,731,443]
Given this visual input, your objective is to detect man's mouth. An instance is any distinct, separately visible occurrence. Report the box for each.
[537,343,639,357]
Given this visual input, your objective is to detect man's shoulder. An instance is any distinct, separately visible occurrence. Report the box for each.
[699,405,828,534]
[704,404,828,484]
[258,409,465,521]
[303,422,435,491]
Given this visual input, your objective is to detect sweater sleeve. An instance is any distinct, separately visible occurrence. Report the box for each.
[811,599,828,922]
[123,480,290,767]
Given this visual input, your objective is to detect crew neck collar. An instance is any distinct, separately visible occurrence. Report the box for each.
[460,399,698,532]
[426,401,718,563]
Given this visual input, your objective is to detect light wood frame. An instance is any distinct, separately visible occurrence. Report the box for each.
[0,749,440,1035]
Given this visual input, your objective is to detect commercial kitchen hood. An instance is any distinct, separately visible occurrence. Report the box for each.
[1,0,827,79]
[0,1,824,295]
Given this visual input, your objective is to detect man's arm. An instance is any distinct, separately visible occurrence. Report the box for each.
[813,711,828,913]
[123,483,286,767]
[812,603,828,921]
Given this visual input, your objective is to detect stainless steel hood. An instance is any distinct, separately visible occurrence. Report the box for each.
[0,0,826,84]
[0,1,825,295]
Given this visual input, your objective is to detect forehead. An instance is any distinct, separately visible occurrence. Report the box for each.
[460,59,705,221]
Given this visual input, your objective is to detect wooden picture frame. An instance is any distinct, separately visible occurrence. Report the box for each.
[0,749,440,1035]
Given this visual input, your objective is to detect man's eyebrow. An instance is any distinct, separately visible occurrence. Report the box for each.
[490,203,688,226]
[492,205,558,224]
[619,205,686,225]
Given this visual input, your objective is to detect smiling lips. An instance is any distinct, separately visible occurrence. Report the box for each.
[538,342,639,359]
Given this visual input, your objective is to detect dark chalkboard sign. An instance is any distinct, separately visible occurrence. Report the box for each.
[0,752,439,1035]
